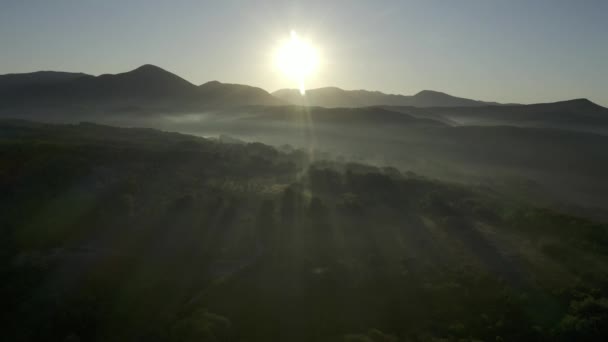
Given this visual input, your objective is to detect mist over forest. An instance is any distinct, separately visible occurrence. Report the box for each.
[2,1,608,339]
[1,62,608,342]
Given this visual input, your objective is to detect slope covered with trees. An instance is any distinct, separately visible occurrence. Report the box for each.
[1,121,607,341]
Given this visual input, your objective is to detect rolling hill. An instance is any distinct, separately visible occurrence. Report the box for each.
[1,120,607,341]
[1,66,607,136]
[199,80,284,106]
[272,87,504,108]
[0,65,282,111]
[0,70,91,89]
[383,98,608,132]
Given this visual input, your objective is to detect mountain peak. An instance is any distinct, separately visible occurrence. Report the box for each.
[131,64,167,73]
[198,80,284,105]
[109,64,196,88]
[414,90,449,97]
[567,98,595,105]
[119,64,184,79]
[273,87,500,107]
[200,80,222,87]
[550,98,606,110]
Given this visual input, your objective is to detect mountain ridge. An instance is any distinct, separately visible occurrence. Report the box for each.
[0,65,605,114]
[0,71,92,89]
[272,87,507,108]
[381,97,608,131]
[0,64,281,109]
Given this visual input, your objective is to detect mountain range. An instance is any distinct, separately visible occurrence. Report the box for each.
[0,64,283,111]
[0,65,510,110]
[4,64,502,110]
[0,64,606,132]
[380,98,608,129]
[272,87,505,108]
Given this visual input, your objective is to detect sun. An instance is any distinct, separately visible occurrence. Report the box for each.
[275,31,319,95]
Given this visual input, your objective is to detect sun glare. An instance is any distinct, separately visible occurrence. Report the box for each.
[276,31,319,95]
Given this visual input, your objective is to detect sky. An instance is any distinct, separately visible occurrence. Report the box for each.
[1,0,607,106]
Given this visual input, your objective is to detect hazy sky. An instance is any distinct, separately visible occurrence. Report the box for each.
[1,0,607,105]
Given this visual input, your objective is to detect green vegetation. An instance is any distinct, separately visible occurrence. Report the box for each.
[1,120,607,341]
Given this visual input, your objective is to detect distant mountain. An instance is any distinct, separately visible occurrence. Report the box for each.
[272,87,503,108]
[0,65,281,111]
[383,98,608,132]
[0,71,91,90]
[75,64,200,101]
[199,81,284,106]
[229,105,446,127]
[1,66,605,134]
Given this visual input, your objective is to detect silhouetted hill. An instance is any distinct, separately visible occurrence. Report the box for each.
[199,81,285,106]
[0,71,91,90]
[232,105,446,126]
[412,90,502,107]
[74,64,200,100]
[1,67,605,134]
[272,87,503,108]
[383,98,608,130]
[0,65,198,109]
[0,65,282,111]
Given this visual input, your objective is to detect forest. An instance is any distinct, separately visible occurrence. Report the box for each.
[1,120,607,341]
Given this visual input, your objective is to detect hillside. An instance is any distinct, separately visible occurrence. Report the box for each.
[0,71,91,89]
[272,87,503,108]
[1,120,608,341]
[384,98,608,130]
[0,65,281,111]
[199,81,285,106]
[228,105,446,126]
[144,104,608,220]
